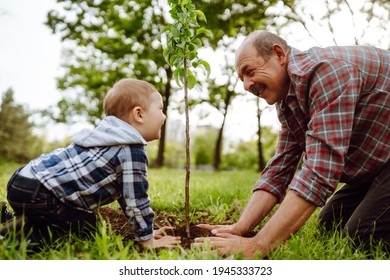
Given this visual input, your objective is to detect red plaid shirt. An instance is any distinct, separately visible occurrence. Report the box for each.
[255,46,390,206]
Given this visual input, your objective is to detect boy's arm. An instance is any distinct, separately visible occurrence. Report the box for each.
[119,146,154,242]
[118,146,180,248]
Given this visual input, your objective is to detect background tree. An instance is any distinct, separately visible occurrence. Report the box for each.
[192,0,281,170]
[46,0,174,167]
[256,100,266,172]
[194,66,240,170]
[222,126,277,170]
[45,0,285,171]
[0,89,43,162]
[267,0,390,49]
[192,126,217,169]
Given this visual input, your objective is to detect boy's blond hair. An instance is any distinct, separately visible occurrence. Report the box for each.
[104,78,158,119]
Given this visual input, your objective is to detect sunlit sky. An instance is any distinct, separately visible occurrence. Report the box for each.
[0,0,388,142]
[0,0,61,110]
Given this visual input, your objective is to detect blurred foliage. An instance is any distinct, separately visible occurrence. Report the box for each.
[0,89,76,164]
[266,0,390,49]
[45,0,173,125]
[146,125,278,171]
[192,127,218,167]
[223,126,278,170]
[0,89,42,162]
[44,0,283,168]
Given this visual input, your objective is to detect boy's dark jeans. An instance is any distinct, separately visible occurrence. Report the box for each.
[6,167,97,244]
[319,163,390,251]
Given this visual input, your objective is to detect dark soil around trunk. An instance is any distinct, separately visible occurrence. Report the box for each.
[98,207,212,249]
[98,207,256,249]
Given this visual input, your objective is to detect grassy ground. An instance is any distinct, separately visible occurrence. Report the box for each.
[0,162,388,260]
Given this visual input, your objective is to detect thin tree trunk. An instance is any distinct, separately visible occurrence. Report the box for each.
[213,119,224,170]
[213,90,233,170]
[257,100,266,172]
[183,50,191,238]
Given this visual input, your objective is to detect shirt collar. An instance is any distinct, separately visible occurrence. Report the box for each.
[277,47,302,109]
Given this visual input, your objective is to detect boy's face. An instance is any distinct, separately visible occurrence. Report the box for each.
[141,91,166,141]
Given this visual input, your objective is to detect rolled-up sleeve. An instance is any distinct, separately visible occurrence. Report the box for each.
[254,120,303,202]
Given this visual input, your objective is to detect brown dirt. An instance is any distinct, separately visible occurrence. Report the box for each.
[98,206,256,249]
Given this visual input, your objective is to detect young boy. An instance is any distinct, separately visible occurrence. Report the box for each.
[3,78,180,249]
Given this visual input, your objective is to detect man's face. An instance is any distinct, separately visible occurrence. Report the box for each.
[236,41,290,105]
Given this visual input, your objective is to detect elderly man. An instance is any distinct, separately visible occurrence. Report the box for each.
[195,31,390,258]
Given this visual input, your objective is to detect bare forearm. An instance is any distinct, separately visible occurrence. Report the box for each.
[253,190,316,255]
[235,190,278,235]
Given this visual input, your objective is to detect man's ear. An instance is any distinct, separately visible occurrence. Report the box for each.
[272,44,288,65]
[131,106,144,124]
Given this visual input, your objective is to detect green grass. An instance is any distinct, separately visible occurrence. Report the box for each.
[0,163,388,260]
[0,162,20,201]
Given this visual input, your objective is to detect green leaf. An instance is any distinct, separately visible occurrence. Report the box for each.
[187,69,197,89]
[195,27,213,37]
[192,38,202,47]
[187,42,195,51]
[195,10,207,23]
[161,24,172,34]
[184,28,192,38]
[188,50,197,61]
[198,60,211,78]
[180,0,189,9]
[163,47,170,64]
[173,68,182,87]
[169,54,178,66]
[175,48,184,57]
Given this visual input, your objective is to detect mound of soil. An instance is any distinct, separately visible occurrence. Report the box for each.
[169,224,212,249]
[98,207,213,249]
[98,207,257,249]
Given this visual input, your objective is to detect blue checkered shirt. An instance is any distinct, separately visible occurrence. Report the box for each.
[30,143,154,241]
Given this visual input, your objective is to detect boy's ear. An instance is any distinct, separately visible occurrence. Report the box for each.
[130,106,144,123]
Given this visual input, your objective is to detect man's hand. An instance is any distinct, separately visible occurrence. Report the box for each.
[196,223,240,235]
[194,232,262,259]
[193,191,316,258]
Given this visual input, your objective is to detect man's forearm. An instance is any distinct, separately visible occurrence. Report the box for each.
[253,190,316,255]
[235,190,278,235]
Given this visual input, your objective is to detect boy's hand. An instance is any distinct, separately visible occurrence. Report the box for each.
[139,236,181,249]
[139,226,181,249]
[153,226,174,239]
[153,235,181,248]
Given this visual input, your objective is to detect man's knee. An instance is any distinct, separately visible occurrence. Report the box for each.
[318,204,342,231]
[343,218,390,251]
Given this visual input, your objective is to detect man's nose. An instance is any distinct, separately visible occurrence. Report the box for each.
[243,77,254,92]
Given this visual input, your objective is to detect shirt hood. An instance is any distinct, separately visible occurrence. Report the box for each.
[71,116,147,147]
